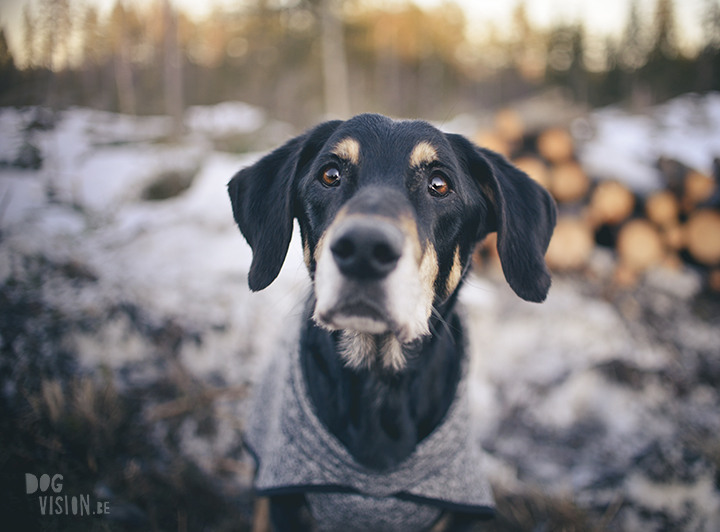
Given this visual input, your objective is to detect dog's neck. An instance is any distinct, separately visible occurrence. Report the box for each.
[300,293,465,470]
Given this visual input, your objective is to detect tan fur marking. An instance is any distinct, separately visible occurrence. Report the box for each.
[332,137,360,165]
[445,245,463,297]
[398,214,422,262]
[419,243,440,315]
[399,213,438,310]
[380,334,406,372]
[314,206,350,264]
[409,141,438,168]
[303,238,312,269]
[314,232,327,265]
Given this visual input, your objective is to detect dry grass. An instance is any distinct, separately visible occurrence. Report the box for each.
[0,259,253,531]
[476,488,620,532]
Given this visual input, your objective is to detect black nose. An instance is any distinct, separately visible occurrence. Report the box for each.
[330,219,404,280]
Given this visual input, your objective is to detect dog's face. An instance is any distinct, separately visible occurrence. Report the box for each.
[302,117,485,353]
[229,114,556,371]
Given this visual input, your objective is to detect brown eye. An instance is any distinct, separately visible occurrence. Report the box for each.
[321,165,341,187]
[429,173,450,197]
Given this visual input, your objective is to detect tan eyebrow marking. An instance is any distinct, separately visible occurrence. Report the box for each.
[332,137,360,165]
[409,141,438,168]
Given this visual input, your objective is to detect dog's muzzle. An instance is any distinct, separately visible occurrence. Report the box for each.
[313,206,436,349]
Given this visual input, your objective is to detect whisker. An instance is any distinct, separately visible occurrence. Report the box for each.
[429,305,455,344]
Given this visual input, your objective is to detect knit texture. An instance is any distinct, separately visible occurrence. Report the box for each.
[244,327,495,531]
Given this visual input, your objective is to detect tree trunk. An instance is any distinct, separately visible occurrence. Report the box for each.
[164,0,184,135]
[114,36,136,115]
[320,0,351,118]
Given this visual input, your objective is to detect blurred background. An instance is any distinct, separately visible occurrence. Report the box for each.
[1,0,720,531]
[1,0,720,124]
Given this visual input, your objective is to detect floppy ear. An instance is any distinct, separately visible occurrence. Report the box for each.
[448,134,557,303]
[228,120,342,291]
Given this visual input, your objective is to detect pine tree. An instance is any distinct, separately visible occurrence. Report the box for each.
[698,0,720,90]
[649,0,678,60]
[642,0,684,102]
[311,0,351,118]
[38,0,72,70]
[23,5,36,68]
[163,0,184,133]
[0,28,17,97]
[109,0,136,115]
[81,6,103,66]
[0,29,13,70]
[510,1,546,81]
[618,0,646,71]
[702,0,720,50]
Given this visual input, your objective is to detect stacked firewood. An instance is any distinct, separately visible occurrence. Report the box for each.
[473,109,720,291]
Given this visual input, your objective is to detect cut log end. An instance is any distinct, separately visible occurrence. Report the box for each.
[616,219,665,273]
[646,190,680,227]
[589,181,636,226]
[550,162,590,203]
[474,131,511,158]
[545,217,595,271]
[683,170,716,210]
[513,157,550,189]
[685,209,720,266]
[494,108,525,143]
[538,127,574,164]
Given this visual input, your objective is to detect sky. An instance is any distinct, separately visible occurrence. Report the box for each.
[0,0,712,65]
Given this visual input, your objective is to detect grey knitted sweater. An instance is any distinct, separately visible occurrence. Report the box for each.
[244,331,495,532]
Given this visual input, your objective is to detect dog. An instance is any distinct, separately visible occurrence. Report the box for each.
[228,114,556,531]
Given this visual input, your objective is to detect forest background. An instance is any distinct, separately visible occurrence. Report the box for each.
[1,0,720,128]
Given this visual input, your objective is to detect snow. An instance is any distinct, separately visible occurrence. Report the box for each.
[184,101,266,137]
[579,109,664,193]
[578,92,720,193]
[463,275,673,439]
[0,103,307,388]
[0,172,47,226]
[0,108,30,163]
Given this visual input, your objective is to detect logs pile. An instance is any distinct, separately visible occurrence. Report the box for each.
[473,109,720,291]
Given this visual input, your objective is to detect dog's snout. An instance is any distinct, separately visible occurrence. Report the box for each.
[330,220,404,280]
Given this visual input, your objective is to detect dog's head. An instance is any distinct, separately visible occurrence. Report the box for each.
[229,114,556,370]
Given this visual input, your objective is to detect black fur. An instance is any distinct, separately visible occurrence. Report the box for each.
[228,114,556,531]
[445,134,556,302]
[228,120,342,291]
[300,293,465,471]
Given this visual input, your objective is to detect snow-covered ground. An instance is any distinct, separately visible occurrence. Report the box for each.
[578,93,720,194]
[1,97,719,531]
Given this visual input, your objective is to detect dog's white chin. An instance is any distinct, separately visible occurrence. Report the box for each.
[320,315,389,335]
[313,309,428,372]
